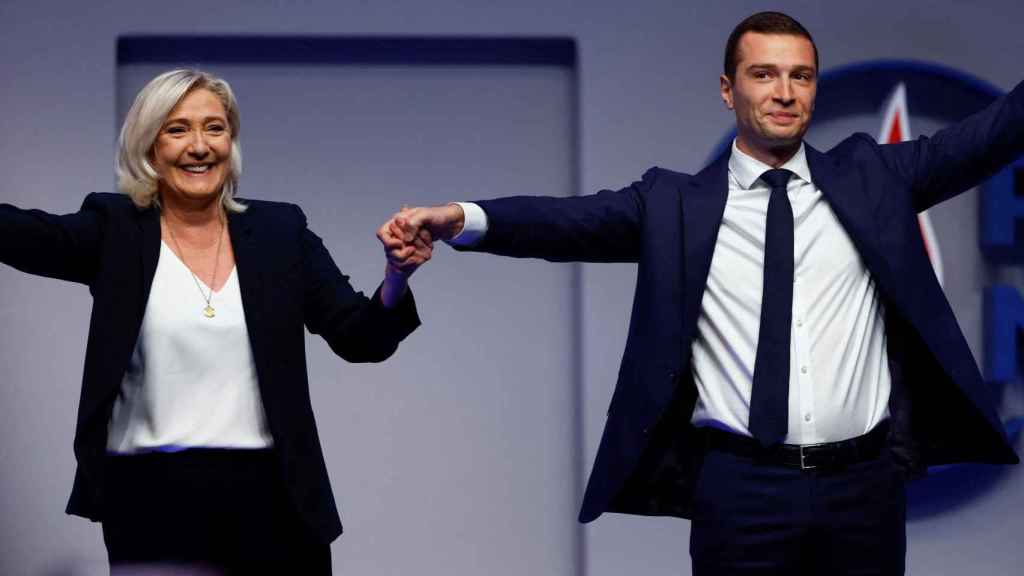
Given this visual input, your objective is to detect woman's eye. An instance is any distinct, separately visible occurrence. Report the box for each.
[166,126,186,134]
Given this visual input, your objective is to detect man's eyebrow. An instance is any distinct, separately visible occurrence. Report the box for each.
[745,63,815,75]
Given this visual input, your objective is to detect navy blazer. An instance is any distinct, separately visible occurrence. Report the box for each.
[467,80,1024,524]
[0,195,420,543]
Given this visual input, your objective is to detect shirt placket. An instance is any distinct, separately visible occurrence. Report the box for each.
[790,186,816,443]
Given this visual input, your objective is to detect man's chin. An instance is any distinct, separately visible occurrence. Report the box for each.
[764,131,805,150]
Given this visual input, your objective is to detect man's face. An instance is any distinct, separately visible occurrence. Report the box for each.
[720,32,817,160]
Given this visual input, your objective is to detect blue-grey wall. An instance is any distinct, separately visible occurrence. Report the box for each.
[2,1,1023,574]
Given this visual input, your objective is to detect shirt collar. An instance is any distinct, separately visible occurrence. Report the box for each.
[728,139,813,190]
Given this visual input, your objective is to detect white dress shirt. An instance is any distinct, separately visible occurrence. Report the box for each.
[452,140,891,445]
[106,241,273,453]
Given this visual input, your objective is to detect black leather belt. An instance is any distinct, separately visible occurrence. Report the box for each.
[702,423,889,470]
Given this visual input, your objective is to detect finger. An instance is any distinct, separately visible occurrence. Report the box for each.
[377,225,399,247]
[389,220,412,243]
[394,216,418,243]
[411,232,431,251]
[378,225,405,249]
[403,209,429,231]
[381,237,405,251]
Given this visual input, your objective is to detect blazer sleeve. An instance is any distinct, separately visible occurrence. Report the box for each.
[0,193,104,285]
[459,168,656,263]
[297,206,420,363]
[876,79,1024,213]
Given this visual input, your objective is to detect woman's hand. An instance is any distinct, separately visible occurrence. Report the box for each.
[377,207,434,307]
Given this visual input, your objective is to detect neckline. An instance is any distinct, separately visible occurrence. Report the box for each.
[159,240,237,295]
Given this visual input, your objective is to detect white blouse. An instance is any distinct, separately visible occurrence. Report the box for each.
[106,241,273,453]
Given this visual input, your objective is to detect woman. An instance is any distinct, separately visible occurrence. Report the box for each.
[0,69,431,574]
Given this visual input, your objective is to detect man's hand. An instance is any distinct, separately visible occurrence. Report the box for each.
[389,204,466,244]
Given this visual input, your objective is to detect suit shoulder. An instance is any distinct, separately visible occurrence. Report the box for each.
[640,166,695,190]
[82,192,134,209]
[828,132,883,158]
[81,192,147,219]
[235,197,301,212]
[234,197,306,224]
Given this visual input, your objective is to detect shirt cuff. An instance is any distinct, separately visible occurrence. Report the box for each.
[446,202,488,247]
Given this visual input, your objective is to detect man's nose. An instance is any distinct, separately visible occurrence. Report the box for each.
[773,78,795,104]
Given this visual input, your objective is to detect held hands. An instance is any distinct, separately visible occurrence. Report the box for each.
[376,203,464,308]
[376,204,465,278]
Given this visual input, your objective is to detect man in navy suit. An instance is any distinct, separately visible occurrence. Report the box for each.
[380,11,1019,575]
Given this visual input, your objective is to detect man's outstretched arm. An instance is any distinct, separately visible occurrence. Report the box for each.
[379,170,661,264]
[880,79,1024,212]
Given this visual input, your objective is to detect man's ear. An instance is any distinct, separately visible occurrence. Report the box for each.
[720,74,735,110]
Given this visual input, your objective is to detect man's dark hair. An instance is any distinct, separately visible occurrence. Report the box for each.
[724,11,818,81]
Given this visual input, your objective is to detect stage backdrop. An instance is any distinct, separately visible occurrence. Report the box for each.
[1,1,1022,575]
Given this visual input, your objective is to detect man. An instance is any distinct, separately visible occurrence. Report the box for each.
[378,11,1020,575]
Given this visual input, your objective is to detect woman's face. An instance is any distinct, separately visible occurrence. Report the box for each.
[151,88,232,206]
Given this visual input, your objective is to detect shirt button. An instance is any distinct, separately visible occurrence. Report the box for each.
[796,319,803,327]
[804,413,812,422]
[800,366,808,374]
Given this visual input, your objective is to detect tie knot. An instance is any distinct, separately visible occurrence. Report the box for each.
[760,169,793,193]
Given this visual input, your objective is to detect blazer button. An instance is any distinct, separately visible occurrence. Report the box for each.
[668,370,679,383]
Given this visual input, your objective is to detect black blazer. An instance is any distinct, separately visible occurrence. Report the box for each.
[466,80,1024,524]
[0,194,420,543]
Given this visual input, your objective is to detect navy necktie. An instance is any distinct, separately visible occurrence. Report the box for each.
[749,168,795,446]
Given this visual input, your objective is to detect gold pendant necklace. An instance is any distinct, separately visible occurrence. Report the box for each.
[165,213,225,319]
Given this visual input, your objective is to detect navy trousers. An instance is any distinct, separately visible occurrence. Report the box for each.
[690,446,906,575]
[102,448,331,575]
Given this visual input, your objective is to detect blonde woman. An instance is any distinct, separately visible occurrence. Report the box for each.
[0,69,429,574]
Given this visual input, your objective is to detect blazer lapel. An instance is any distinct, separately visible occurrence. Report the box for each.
[679,150,730,346]
[805,144,887,275]
[137,205,161,312]
[227,207,272,392]
[228,205,264,328]
[227,206,259,296]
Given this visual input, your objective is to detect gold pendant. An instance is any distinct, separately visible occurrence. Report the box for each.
[203,305,216,318]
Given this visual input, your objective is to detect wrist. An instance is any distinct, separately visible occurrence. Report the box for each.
[444,203,465,239]
[380,263,410,308]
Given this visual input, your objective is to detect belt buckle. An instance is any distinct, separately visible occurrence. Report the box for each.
[799,445,817,470]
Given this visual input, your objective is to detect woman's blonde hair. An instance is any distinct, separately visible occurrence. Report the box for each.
[116,69,245,212]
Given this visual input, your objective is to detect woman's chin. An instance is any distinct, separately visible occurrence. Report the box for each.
[160,188,222,207]
[160,181,224,202]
